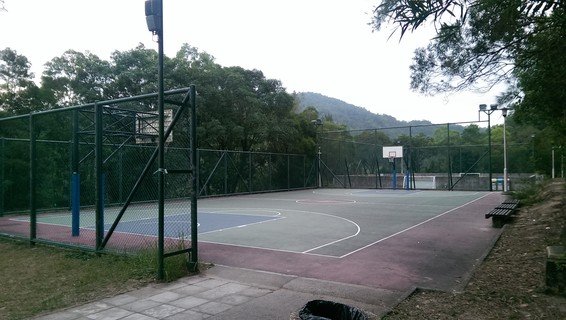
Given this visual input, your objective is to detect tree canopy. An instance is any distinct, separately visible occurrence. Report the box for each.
[0,44,322,154]
[372,0,565,145]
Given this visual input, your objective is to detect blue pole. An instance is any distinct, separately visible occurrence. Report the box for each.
[71,172,80,236]
[392,159,397,189]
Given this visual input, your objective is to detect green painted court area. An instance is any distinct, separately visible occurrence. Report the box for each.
[10,188,493,258]
[194,189,491,258]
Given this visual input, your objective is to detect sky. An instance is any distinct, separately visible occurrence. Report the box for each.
[0,0,506,125]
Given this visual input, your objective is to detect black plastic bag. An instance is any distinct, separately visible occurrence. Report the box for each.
[298,300,369,320]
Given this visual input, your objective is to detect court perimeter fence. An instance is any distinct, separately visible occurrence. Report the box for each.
[0,93,538,262]
[317,122,538,191]
[0,89,317,261]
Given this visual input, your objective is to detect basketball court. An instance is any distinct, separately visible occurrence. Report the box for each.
[2,188,506,292]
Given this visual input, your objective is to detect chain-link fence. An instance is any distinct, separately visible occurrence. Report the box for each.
[0,89,195,254]
[0,89,316,261]
[197,149,314,197]
[318,122,538,191]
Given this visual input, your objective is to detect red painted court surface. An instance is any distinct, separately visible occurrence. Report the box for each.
[0,188,506,293]
[195,189,506,292]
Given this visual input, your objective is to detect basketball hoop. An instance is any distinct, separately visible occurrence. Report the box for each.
[382,146,403,160]
[388,151,396,163]
[135,109,173,144]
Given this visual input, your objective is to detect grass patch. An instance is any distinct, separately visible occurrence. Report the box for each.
[0,237,194,320]
[510,178,546,206]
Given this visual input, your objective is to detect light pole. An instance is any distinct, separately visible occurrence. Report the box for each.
[145,0,166,280]
[501,107,509,192]
[479,104,498,191]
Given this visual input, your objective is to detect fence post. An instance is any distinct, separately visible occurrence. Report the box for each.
[71,110,80,236]
[189,84,198,271]
[29,113,37,244]
[409,126,414,189]
[287,154,290,190]
[95,104,104,250]
[303,155,306,188]
[119,148,124,203]
[0,137,4,217]
[249,152,252,193]
[224,151,228,194]
[447,123,453,190]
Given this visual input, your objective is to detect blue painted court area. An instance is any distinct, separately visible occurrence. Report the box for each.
[100,211,280,238]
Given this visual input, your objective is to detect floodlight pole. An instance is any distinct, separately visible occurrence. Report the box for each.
[145,0,167,280]
[479,104,496,191]
[157,2,166,280]
[501,108,509,192]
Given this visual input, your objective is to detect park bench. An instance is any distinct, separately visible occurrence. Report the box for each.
[485,199,520,228]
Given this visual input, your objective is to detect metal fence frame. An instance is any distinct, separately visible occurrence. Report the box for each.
[316,120,533,191]
[0,88,316,278]
[0,88,197,278]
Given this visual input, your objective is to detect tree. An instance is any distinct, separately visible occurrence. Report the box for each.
[0,48,48,115]
[108,44,166,98]
[511,10,566,144]
[372,0,565,162]
[372,0,562,92]
[42,50,112,106]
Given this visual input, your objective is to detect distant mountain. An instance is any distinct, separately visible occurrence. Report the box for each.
[295,92,460,137]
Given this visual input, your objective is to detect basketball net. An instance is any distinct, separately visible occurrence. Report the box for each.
[388,151,396,163]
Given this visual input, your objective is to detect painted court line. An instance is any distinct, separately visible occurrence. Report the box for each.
[295,199,356,204]
[197,216,286,236]
[338,193,491,258]
[300,212,361,254]
[198,208,361,258]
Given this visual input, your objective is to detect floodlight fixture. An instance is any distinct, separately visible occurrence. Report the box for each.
[479,104,487,111]
[145,0,162,34]
[490,104,498,110]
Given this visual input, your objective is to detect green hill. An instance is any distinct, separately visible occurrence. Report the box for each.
[295,92,460,137]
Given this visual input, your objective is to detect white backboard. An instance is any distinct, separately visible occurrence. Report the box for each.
[382,146,403,158]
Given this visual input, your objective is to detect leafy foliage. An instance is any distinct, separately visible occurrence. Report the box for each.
[372,0,565,150]
[0,44,319,155]
[0,48,50,114]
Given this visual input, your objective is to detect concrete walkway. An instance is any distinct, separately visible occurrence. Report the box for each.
[34,265,405,320]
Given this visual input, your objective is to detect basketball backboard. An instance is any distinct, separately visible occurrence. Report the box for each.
[382,146,403,159]
[135,109,173,144]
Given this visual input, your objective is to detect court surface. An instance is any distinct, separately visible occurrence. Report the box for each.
[6,188,506,292]
[193,188,505,292]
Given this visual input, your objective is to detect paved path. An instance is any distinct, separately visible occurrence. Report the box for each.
[34,265,403,319]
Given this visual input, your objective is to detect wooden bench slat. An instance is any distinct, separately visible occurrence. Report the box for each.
[485,208,514,218]
[495,203,519,210]
[486,200,519,227]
